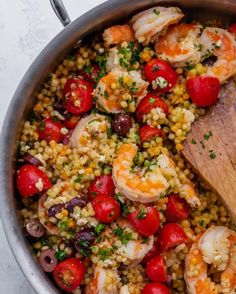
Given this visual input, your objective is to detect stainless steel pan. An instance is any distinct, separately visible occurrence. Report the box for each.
[1,0,236,293]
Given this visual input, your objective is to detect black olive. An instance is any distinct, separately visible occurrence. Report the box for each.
[111,113,132,136]
[39,249,57,272]
[202,55,217,67]
[26,218,45,238]
[66,196,89,213]
[24,154,42,167]
[74,228,95,252]
[48,203,65,217]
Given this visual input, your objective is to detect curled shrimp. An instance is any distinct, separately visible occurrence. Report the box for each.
[112,143,180,203]
[155,23,202,67]
[200,27,236,83]
[131,6,184,45]
[184,226,236,294]
[94,69,148,113]
[103,24,135,46]
[85,266,121,294]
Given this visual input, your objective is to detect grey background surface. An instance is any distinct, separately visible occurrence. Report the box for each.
[0,0,105,292]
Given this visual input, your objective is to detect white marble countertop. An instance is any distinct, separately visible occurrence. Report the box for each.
[0,0,105,293]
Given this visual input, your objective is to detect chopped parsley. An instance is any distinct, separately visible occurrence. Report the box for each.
[85,66,93,74]
[130,82,139,94]
[99,248,113,261]
[149,97,156,104]
[137,208,147,220]
[95,223,106,235]
[74,175,83,183]
[155,77,168,89]
[199,220,205,226]
[106,127,113,137]
[113,226,133,245]
[95,54,107,72]
[104,90,109,99]
[209,150,216,159]
[153,9,160,16]
[58,220,68,231]
[191,139,197,144]
[80,248,90,257]
[204,131,213,141]
[55,250,67,261]
[194,43,202,51]
[121,204,131,216]
[184,62,195,71]
[151,65,160,72]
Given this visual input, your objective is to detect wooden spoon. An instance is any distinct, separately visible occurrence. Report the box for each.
[182,79,236,222]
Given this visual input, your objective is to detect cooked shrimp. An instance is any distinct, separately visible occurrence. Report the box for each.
[155,23,202,67]
[85,266,121,294]
[120,285,130,294]
[200,27,236,83]
[69,114,109,148]
[38,193,59,235]
[179,180,200,208]
[112,143,180,203]
[184,226,236,294]
[106,47,122,72]
[131,6,184,45]
[103,24,135,46]
[94,69,148,113]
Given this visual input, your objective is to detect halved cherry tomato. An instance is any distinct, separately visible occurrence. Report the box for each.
[88,174,115,200]
[17,164,52,197]
[64,114,80,129]
[146,255,168,283]
[144,59,178,93]
[159,223,188,252]
[142,283,171,294]
[80,64,101,87]
[38,118,64,143]
[92,194,120,223]
[63,78,93,114]
[165,193,190,223]
[186,76,220,107]
[128,207,160,237]
[143,240,160,264]
[139,125,166,144]
[53,258,85,292]
[136,94,169,122]
[229,23,236,34]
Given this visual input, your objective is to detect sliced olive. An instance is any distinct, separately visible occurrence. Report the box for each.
[111,113,132,136]
[24,154,42,166]
[26,218,45,238]
[74,228,95,252]
[66,196,88,213]
[48,203,65,217]
[39,249,57,272]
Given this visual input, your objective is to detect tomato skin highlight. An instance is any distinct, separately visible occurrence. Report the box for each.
[165,193,190,223]
[144,58,178,93]
[136,93,169,122]
[229,23,236,34]
[186,76,220,107]
[38,118,64,143]
[53,258,85,292]
[143,240,160,264]
[92,194,120,223]
[146,255,168,283]
[159,223,188,252]
[88,174,115,200]
[17,164,52,197]
[139,125,166,144]
[142,282,171,294]
[128,207,160,237]
[63,78,93,114]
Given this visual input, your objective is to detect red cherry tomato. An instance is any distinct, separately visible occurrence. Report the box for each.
[63,78,93,114]
[142,283,171,294]
[136,94,169,122]
[128,207,160,237]
[146,255,168,283]
[80,64,101,87]
[144,59,178,93]
[38,118,64,143]
[139,125,166,144]
[17,164,52,197]
[165,193,190,223]
[88,174,115,199]
[229,23,236,34]
[186,76,220,107]
[64,114,80,129]
[92,194,120,223]
[159,223,188,252]
[143,240,160,264]
[53,258,85,292]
